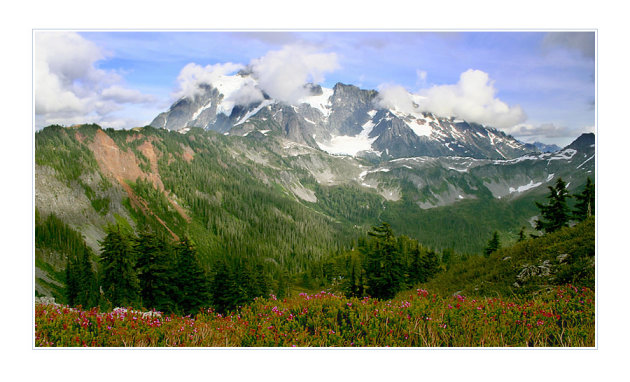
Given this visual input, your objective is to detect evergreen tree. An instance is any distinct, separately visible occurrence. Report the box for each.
[535,177,571,234]
[210,259,238,314]
[64,256,80,307]
[364,223,404,299]
[99,225,140,307]
[573,177,595,221]
[175,237,211,315]
[483,231,501,257]
[74,248,98,308]
[409,244,424,284]
[421,249,440,280]
[134,230,177,312]
[517,227,526,242]
[440,248,454,271]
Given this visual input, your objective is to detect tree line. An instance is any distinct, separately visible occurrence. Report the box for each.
[62,224,272,315]
[481,176,595,257]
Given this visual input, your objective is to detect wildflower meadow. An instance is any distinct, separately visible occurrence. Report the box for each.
[35,284,594,347]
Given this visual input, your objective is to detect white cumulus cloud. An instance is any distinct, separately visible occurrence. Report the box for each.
[34,32,157,129]
[417,69,526,128]
[374,85,418,115]
[250,44,339,105]
[173,62,246,100]
[101,85,156,104]
[373,70,526,129]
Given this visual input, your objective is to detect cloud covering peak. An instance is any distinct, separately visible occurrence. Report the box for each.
[250,44,339,105]
[173,44,340,108]
[375,69,526,129]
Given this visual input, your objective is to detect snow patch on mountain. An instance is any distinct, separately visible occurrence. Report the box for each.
[234,100,274,126]
[192,99,213,121]
[298,87,333,118]
[509,180,543,194]
[316,114,379,156]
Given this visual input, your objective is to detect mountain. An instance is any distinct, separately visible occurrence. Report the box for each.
[36,72,596,303]
[150,73,537,160]
[35,121,595,301]
[532,141,561,153]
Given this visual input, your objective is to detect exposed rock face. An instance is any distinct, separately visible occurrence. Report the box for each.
[328,83,377,136]
[149,75,536,161]
[151,85,223,131]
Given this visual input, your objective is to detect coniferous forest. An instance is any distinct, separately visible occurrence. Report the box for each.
[34,125,596,347]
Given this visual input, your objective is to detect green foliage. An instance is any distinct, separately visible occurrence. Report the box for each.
[483,231,501,258]
[210,260,239,314]
[573,177,595,221]
[134,230,179,313]
[311,224,441,299]
[35,212,93,262]
[65,248,99,308]
[364,223,405,299]
[535,178,571,234]
[35,126,99,182]
[423,217,595,297]
[381,192,538,254]
[99,225,141,308]
[174,237,211,315]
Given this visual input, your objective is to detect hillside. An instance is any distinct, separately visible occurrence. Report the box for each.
[35,124,594,302]
[421,217,595,296]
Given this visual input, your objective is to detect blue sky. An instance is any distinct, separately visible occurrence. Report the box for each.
[34,31,595,146]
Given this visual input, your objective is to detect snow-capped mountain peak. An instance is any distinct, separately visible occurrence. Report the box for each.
[150,76,537,160]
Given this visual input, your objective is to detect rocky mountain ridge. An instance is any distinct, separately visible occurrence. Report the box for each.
[150,73,539,161]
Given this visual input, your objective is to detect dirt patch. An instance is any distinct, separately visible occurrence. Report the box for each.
[137,139,165,191]
[87,129,190,234]
[89,129,146,184]
[75,131,86,144]
[125,133,144,143]
[181,143,195,163]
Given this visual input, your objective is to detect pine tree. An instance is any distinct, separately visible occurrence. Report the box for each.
[440,248,454,271]
[99,225,140,308]
[364,223,404,299]
[535,177,571,234]
[75,248,98,308]
[175,237,210,315]
[134,230,177,313]
[573,177,595,221]
[65,256,80,307]
[517,227,526,242]
[409,244,425,283]
[421,249,440,280]
[483,231,501,257]
[210,259,237,314]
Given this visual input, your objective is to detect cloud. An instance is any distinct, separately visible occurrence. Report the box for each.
[416,69,527,128]
[173,62,245,100]
[171,44,340,110]
[374,85,418,115]
[503,122,591,143]
[374,69,526,129]
[34,32,157,129]
[416,69,427,86]
[542,32,595,58]
[101,85,156,104]
[226,81,265,106]
[250,44,339,105]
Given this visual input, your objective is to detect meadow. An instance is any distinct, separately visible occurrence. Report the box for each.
[35,284,594,347]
